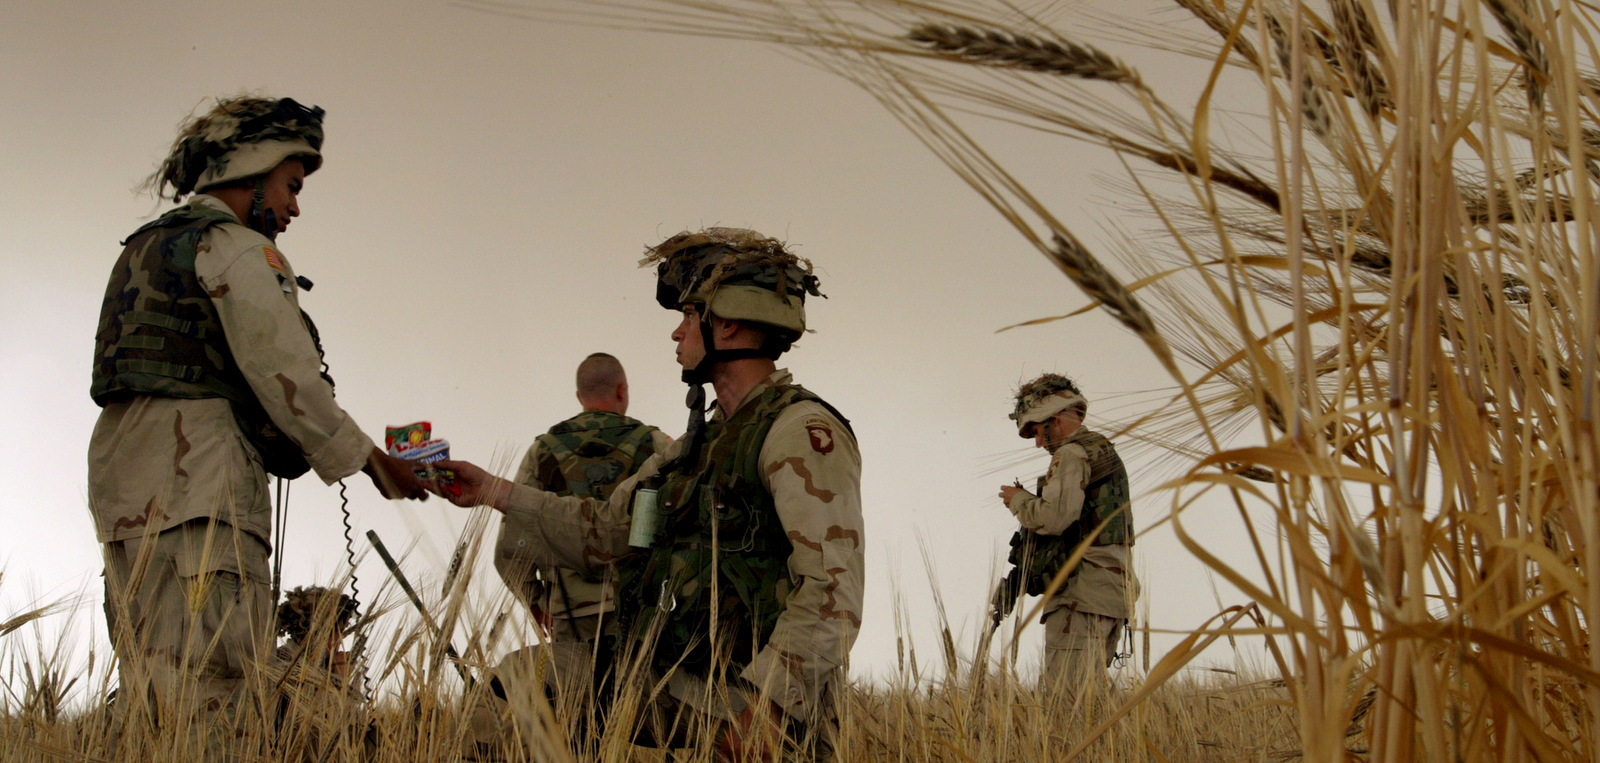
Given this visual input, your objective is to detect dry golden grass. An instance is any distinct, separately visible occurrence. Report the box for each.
[2,564,1307,762]
[448,0,1600,759]
[10,0,1600,759]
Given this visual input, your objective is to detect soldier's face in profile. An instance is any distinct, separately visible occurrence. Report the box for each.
[1032,422,1051,450]
[672,305,706,369]
[259,159,306,236]
[1034,410,1084,450]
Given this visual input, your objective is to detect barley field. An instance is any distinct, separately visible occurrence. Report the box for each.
[2,561,1308,762]
[8,0,1600,759]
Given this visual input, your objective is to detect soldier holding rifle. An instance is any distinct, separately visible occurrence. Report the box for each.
[994,373,1136,693]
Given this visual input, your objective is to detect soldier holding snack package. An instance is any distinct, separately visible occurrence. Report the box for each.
[436,229,863,761]
[87,95,427,737]
[995,373,1137,694]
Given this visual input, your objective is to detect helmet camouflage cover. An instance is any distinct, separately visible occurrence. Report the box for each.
[1011,372,1087,438]
[643,227,823,337]
[151,96,326,201]
[275,586,357,642]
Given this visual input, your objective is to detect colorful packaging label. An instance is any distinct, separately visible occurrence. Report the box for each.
[394,439,450,464]
[386,422,432,454]
[387,422,457,494]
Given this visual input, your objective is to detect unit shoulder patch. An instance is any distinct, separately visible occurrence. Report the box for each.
[803,416,835,454]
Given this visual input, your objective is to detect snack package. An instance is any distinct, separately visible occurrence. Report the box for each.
[386,421,457,495]
[385,422,432,454]
[394,438,450,464]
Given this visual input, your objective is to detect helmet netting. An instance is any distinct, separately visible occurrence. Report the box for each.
[149,95,325,202]
[1012,372,1085,420]
[643,227,823,311]
[275,585,357,642]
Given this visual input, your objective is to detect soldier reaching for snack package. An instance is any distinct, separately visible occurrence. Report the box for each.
[994,373,1136,694]
[435,229,863,761]
[493,353,670,697]
[87,95,428,739]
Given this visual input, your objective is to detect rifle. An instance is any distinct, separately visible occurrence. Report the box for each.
[990,566,1024,632]
[991,525,1034,632]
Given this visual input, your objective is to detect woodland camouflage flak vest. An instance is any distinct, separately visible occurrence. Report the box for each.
[619,383,847,674]
[1008,428,1132,597]
[91,203,330,478]
[532,411,660,500]
[531,411,660,584]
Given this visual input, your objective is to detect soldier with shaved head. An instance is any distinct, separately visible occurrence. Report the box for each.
[438,228,862,761]
[493,352,669,703]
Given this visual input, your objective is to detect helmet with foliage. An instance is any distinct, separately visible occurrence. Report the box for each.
[150,95,325,201]
[275,586,357,643]
[645,227,822,340]
[1010,373,1087,438]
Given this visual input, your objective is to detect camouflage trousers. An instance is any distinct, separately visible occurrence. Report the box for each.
[462,639,605,760]
[465,641,837,761]
[102,518,273,739]
[547,609,607,644]
[1042,606,1123,695]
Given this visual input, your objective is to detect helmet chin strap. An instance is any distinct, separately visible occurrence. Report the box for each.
[247,179,280,241]
[676,311,773,463]
[668,316,716,472]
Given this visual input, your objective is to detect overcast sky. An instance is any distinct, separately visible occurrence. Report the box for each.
[2,0,1267,684]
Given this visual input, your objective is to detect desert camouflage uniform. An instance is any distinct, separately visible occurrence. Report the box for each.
[498,369,862,755]
[1005,427,1135,691]
[89,194,375,726]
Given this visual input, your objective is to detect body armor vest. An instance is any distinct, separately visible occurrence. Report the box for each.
[90,203,327,478]
[533,411,660,500]
[618,383,847,674]
[1007,429,1132,596]
[533,411,660,584]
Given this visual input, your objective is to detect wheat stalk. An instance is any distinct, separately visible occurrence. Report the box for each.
[905,23,1140,85]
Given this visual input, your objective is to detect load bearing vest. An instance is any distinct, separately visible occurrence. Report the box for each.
[91,203,327,478]
[1007,429,1132,597]
[535,412,661,584]
[536,412,661,500]
[617,384,849,673]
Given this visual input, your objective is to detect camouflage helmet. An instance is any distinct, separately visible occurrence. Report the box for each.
[275,585,357,642]
[151,96,325,201]
[643,227,822,337]
[1010,373,1087,438]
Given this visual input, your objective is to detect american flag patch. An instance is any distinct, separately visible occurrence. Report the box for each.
[263,247,287,273]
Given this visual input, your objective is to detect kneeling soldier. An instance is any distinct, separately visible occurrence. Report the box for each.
[490,352,670,731]
[439,229,863,761]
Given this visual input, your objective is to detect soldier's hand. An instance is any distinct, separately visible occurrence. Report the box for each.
[528,603,554,633]
[999,484,1025,504]
[363,448,430,501]
[427,459,512,512]
[718,700,786,762]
